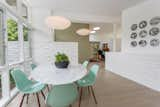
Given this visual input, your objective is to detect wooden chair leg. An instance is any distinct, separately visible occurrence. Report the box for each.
[77,86,79,91]
[90,86,98,104]
[79,87,83,107]
[47,85,50,92]
[19,94,26,107]
[36,93,41,107]
[41,91,45,100]
[88,86,90,95]
[26,94,29,104]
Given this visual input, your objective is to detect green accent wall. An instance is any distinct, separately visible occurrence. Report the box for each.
[55,23,91,63]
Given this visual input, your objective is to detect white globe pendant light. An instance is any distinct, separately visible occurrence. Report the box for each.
[76,28,90,36]
[45,16,71,30]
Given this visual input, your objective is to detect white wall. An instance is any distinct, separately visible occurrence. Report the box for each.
[122,0,160,53]
[106,53,160,91]
[31,8,78,65]
[106,0,160,91]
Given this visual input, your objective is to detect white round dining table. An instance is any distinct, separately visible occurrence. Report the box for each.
[30,64,88,85]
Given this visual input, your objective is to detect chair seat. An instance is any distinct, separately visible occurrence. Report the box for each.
[22,82,46,94]
[77,73,95,87]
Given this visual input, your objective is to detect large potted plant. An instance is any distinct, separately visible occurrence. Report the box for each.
[55,52,70,69]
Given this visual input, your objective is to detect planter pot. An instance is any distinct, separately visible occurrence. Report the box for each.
[55,61,69,69]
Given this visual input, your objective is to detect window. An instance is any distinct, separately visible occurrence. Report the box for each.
[9,69,15,90]
[5,0,17,11]
[0,9,5,66]
[0,2,32,106]
[0,74,2,99]
[7,18,21,63]
[22,3,28,19]
[0,9,4,99]
[23,25,31,59]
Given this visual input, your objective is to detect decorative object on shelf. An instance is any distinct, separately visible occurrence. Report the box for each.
[150,16,160,26]
[130,32,137,39]
[149,27,160,36]
[139,40,147,47]
[131,24,138,31]
[55,52,70,69]
[139,20,147,29]
[150,39,160,47]
[45,16,71,30]
[139,30,147,38]
[130,41,137,47]
[76,28,90,36]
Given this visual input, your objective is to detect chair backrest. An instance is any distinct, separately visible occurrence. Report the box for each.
[87,64,100,84]
[90,64,99,76]
[46,84,78,107]
[31,63,37,70]
[11,69,32,91]
[82,60,89,68]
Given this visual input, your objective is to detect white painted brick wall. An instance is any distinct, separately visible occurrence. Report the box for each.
[8,41,30,63]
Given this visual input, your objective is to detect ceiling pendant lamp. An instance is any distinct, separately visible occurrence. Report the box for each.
[76,28,90,36]
[45,16,71,30]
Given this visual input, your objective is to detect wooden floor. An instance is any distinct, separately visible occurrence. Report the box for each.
[7,63,160,107]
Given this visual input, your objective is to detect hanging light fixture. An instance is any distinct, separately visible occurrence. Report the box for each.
[76,28,90,36]
[45,16,71,30]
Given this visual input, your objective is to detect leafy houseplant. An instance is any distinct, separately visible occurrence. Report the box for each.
[55,52,70,68]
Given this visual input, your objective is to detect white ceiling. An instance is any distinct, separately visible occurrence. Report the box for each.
[29,0,147,23]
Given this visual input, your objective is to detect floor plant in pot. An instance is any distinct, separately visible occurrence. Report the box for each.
[55,52,70,69]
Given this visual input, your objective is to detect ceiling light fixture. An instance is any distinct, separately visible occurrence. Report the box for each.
[76,28,90,36]
[93,27,100,31]
[90,30,96,34]
[45,16,71,30]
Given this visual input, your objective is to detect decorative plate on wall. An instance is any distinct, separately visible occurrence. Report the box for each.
[149,27,160,36]
[150,39,160,47]
[150,16,160,26]
[130,32,137,39]
[130,41,137,47]
[139,40,147,47]
[139,20,147,29]
[139,30,147,38]
[131,24,138,31]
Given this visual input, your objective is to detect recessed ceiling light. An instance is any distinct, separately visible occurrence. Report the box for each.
[90,30,96,34]
[76,28,90,36]
[93,27,100,31]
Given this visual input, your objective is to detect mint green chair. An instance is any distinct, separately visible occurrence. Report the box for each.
[46,83,78,107]
[31,63,37,70]
[31,63,50,91]
[11,69,46,107]
[82,60,89,68]
[77,64,99,107]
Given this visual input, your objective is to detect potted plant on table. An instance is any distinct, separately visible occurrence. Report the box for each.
[55,52,70,69]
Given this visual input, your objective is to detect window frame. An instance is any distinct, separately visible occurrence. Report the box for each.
[0,2,32,106]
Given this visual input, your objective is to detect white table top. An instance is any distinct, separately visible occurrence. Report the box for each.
[30,64,87,85]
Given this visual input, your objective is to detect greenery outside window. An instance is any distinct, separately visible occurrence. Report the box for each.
[7,19,18,41]
[7,18,20,63]
[23,25,29,41]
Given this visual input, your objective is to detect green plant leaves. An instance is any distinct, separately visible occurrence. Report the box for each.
[55,52,69,63]
[7,19,18,41]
